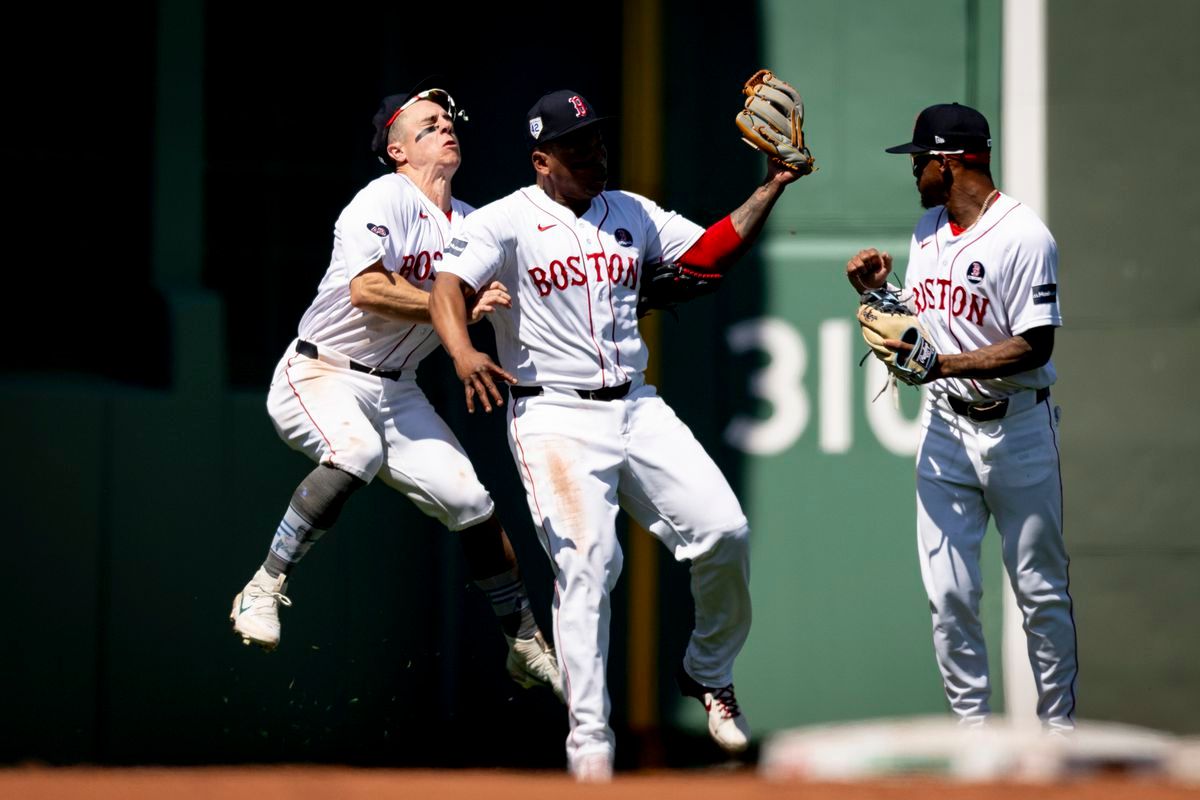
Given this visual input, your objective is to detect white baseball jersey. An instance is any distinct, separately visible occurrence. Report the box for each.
[437,185,703,387]
[904,190,1077,730]
[903,192,1061,400]
[268,172,495,530]
[439,184,751,772]
[297,172,473,371]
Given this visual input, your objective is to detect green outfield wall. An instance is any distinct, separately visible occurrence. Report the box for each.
[3,0,1196,768]
[658,0,1007,737]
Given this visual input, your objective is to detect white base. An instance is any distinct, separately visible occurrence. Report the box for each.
[760,715,1198,784]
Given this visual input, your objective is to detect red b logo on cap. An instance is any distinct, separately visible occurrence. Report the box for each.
[569,96,588,118]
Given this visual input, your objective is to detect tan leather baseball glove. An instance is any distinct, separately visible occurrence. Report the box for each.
[735,69,815,174]
[857,288,938,385]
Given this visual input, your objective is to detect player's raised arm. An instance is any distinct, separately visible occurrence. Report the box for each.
[650,71,811,288]
[430,272,515,414]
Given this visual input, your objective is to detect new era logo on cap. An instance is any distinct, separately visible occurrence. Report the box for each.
[885,102,992,155]
[526,89,606,147]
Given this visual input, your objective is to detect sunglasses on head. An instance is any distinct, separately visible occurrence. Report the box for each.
[383,88,469,129]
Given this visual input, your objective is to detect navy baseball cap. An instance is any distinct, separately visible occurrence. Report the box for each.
[527,89,607,148]
[885,103,992,154]
[371,77,463,161]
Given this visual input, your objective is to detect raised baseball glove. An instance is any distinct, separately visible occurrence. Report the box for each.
[636,260,723,318]
[857,288,938,385]
[735,69,815,174]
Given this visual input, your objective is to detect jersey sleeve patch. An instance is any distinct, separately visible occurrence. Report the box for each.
[1032,283,1058,304]
[367,223,389,238]
[445,237,469,257]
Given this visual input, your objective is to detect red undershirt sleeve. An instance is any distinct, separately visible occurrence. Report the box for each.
[675,215,743,275]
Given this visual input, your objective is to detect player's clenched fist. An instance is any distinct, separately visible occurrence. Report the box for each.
[846,248,893,293]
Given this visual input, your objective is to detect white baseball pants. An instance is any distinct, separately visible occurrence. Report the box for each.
[266,344,495,531]
[507,381,751,770]
[915,390,1077,729]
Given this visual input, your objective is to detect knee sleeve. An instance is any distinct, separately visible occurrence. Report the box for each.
[291,465,365,528]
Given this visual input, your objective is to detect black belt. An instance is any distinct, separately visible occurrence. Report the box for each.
[296,340,406,380]
[510,382,632,402]
[948,387,1050,422]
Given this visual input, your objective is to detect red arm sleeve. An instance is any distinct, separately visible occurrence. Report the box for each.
[675,215,743,276]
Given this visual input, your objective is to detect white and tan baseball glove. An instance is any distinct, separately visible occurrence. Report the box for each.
[735,69,815,174]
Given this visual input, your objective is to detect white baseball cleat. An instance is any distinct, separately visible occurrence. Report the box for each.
[678,666,751,754]
[505,631,565,703]
[230,566,292,651]
[572,752,613,783]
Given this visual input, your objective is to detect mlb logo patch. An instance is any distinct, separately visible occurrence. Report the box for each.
[529,116,543,139]
[966,261,986,284]
[614,228,633,247]
[367,223,389,238]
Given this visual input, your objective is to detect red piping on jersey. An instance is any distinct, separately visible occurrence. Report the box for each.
[676,215,742,273]
[398,328,435,368]
[1045,399,1079,721]
[509,404,553,567]
[369,188,453,373]
[284,354,337,456]
[520,189,608,384]
[595,195,629,383]
[374,324,418,370]
[552,581,580,749]
[510,402,577,731]
[508,402,578,724]
[944,196,1020,395]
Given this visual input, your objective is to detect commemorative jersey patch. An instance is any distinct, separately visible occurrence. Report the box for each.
[1033,283,1058,304]
[966,261,986,284]
[445,237,469,257]
[367,223,390,238]
[614,228,633,247]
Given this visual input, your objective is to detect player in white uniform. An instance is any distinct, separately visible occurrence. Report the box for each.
[228,85,562,701]
[429,89,803,781]
[846,103,1077,731]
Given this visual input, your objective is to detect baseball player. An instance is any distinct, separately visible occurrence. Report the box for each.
[847,103,1078,731]
[228,84,563,702]
[429,89,803,781]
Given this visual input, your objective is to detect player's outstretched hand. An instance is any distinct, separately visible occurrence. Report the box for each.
[453,350,517,414]
[766,156,804,186]
[846,248,893,293]
[466,280,512,324]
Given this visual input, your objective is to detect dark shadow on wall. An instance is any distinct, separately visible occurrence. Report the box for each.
[204,4,627,390]
[2,0,769,769]
[650,0,764,764]
[5,5,169,388]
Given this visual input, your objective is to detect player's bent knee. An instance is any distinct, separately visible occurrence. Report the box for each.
[690,523,750,565]
[439,490,496,532]
[291,465,366,528]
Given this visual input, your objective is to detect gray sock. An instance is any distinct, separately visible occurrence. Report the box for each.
[262,465,364,577]
[475,568,538,639]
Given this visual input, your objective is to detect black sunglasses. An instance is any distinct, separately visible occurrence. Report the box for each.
[911,153,940,177]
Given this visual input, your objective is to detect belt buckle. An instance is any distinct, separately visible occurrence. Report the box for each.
[967,399,1007,422]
